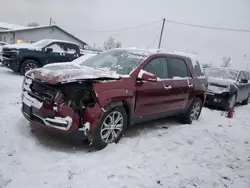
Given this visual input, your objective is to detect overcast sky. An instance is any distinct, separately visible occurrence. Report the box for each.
[0,0,250,68]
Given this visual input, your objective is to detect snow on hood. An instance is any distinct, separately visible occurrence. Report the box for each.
[27,64,120,84]
[3,43,41,51]
[208,77,235,86]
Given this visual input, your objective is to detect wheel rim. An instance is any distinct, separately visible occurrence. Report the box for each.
[100,111,124,143]
[25,63,37,72]
[190,102,201,121]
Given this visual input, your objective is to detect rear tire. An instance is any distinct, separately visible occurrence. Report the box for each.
[242,94,250,105]
[20,60,40,75]
[182,97,203,124]
[92,106,128,150]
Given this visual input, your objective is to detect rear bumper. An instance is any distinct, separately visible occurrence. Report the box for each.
[205,92,230,108]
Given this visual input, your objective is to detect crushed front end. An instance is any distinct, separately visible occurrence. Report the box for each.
[21,74,101,141]
[205,83,235,108]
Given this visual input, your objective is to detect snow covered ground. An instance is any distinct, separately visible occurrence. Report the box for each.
[0,65,250,188]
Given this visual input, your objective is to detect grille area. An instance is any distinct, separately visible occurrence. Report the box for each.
[23,76,60,102]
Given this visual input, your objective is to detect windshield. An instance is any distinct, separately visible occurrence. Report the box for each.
[32,39,52,47]
[80,50,149,75]
[71,54,96,65]
[205,68,239,80]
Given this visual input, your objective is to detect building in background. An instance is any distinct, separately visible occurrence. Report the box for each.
[0,22,86,48]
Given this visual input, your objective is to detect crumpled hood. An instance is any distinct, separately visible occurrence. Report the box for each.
[26,64,120,84]
[208,77,235,87]
[3,43,41,50]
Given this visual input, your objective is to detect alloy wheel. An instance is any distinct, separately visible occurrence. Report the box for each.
[190,102,201,121]
[25,62,37,72]
[100,111,124,143]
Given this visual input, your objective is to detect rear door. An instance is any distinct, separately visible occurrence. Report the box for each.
[62,43,79,62]
[164,57,190,110]
[135,57,172,115]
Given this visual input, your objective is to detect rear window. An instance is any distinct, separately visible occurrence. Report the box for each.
[193,61,205,77]
[167,58,188,78]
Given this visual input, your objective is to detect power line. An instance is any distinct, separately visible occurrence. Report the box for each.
[84,19,162,33]
[146,34,160,49]
[165,19,250,33]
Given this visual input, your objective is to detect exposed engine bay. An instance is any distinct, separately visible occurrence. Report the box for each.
[22,75,98,130]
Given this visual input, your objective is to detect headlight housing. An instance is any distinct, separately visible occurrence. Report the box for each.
[208,85,231,94]
[10,50,19,55]
[217,85,230,93]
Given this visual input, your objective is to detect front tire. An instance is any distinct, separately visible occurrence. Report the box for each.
[92,106,128,150]
[20,60,40,75]
[182,97,203,124]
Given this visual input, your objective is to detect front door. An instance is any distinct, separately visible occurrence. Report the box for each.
[44,42,69,65]
[135,57,172,116]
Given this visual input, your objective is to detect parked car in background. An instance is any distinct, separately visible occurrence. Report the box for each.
[80,49,101,56]
[21,49,207,149]
[0,41,7,63]
[204,67,250,110]
[2,39,82,75]
[44,53,96,68]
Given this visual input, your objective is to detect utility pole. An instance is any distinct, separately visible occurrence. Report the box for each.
[158,18,166,49]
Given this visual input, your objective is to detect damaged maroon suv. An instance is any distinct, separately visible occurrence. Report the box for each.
[21,49,207,149]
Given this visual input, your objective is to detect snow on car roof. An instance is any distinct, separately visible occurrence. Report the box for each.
[0,22,27,30]
[205,66,240,73]
[38,39,80,46]
[110,48,154,57]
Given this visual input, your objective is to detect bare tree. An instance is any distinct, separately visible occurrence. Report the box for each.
[27,22,40,27]
[221,56,232,67]
[103,37,122,50]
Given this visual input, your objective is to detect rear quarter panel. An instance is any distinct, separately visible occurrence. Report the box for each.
[184,57,208,106]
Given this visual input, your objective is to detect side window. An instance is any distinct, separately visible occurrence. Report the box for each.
[243,72,249,80]
[238,72,246,80]
[63,43,77,54]
[193,60,204,77]
[46,42,65,53]
[143,57,168,79]
[167,57,189,78]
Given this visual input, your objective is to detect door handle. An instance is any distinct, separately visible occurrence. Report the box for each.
[188,84,194,88]
[164,85,172,90]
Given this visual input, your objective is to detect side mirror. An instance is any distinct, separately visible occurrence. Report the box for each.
[138,70,157,82]
[239,79,248,84]
[46,47,53,53]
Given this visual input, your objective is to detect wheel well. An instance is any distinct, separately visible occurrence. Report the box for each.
[20,57,41,70]
[196,93,205,104]
[122,101,131,126]
[104,100,131,126]
[234,91,238,99]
